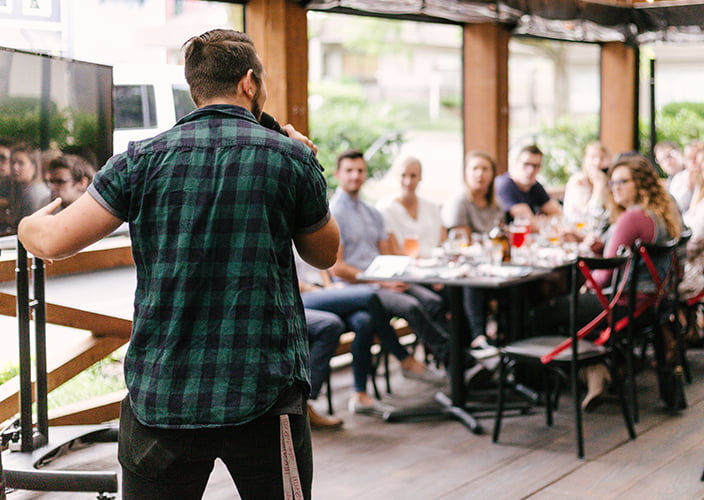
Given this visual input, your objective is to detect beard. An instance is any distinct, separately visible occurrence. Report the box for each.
[251,87,263,121]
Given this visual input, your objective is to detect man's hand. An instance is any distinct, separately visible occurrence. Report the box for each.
[17,198,63,263]
[22,197,62,220]
[283,124,318,154]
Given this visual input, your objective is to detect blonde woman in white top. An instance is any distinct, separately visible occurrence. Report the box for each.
[562,141,610,231]
[377,155,446,259]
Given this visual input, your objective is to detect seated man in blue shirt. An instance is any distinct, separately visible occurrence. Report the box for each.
[495,144,562,230]
[329,149,452,386]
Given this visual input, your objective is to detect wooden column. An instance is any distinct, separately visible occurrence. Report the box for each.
[462,23,510,172]
[600,42,638,156]
[245,0,309,134]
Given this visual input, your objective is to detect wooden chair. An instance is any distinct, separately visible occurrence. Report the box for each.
[492,255,636,459]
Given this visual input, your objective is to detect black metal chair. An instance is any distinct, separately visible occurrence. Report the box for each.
[492,255,636,459]
[626,237,688,421]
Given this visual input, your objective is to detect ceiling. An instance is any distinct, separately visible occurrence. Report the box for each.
[301,0,704,44]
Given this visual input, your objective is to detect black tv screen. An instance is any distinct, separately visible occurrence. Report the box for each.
[0,46,113,236]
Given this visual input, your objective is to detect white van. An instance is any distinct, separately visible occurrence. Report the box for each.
[112,64,196,154]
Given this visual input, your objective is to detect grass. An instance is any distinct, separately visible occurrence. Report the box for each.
[0,353,125,410]
[47,352,126,409]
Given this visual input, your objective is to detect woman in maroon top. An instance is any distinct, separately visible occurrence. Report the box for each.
[538,155,682,411]
[581,155,682,409]
[597,155,681,268]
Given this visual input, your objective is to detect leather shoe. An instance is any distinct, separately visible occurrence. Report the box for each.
[348,397,395,416]
[308,403,343,429]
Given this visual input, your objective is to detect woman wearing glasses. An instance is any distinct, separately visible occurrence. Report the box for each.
[578,155,682,410]
[539,155,682,411]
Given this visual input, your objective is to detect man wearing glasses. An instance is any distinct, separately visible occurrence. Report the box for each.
[495,144,562,230]
[45,154,96,210]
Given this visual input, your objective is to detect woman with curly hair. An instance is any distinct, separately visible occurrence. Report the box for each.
[537,155,683,411]
[578,154,683,410]
[601,155,681,257]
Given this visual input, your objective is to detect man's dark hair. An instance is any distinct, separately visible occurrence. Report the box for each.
[48,154,96,183]
[519,144,543,157]
[336,149,365,171]
[0,137,13,149]
[61,145,97,168]
[182,29,263,106]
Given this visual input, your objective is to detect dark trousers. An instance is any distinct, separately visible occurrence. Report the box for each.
[118,397,313,500]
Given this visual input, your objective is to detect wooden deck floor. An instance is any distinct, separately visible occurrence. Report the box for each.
[5,347,704,500]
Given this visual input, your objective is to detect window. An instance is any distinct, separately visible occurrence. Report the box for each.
[113,84,156,129]
[172,84,195,121]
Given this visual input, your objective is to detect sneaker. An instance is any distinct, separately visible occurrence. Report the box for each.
[470,335,499,359]
[307,403,343,430]
[348,397,395,416]
[470,345,499,360]
[401,366,447,386]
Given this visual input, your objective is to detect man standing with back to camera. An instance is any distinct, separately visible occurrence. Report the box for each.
[18,29,339,500]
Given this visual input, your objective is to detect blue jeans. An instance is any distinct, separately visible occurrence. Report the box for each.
[463,287,487,341]
[376,285,450,366]
[305,308,345,399]
[302,285,410,393]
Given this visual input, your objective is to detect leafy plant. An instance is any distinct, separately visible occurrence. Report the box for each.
[640,105,704,153]
[533,114,599,187]
[309,80,406,190]
[0,361,19,385]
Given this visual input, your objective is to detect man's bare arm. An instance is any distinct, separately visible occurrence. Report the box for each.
[293,217,340,270]
[541,199,562,217]
[18,194,123,261]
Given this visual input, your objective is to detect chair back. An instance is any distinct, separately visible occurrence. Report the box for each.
[628,237,679,326]
[540,255,630,364]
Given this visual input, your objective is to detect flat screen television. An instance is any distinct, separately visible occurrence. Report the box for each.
[0,46,113,237]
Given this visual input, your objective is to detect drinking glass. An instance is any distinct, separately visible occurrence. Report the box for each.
[542,216,561,246]
[509,219,529,249]
[403,236,420,258]
[444,228,469,261]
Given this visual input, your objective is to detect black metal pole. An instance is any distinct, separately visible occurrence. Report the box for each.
[649,58,657,164]
[0,445,6,500]
[33,257,48,446]
[16,243,33,453]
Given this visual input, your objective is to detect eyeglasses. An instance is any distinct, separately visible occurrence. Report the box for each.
[608,178,633,189]
[47,178,72,185]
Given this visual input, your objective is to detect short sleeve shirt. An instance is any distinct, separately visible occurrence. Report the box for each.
[377,197,443,258]
[89,104,330,428]
[494,173,550,215]
[330,189,386,271]
[441,192,504,234]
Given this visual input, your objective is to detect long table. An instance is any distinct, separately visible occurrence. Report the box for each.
[360,262,562,434]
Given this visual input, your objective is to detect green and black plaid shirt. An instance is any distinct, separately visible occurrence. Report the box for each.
[89,104,330,428]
